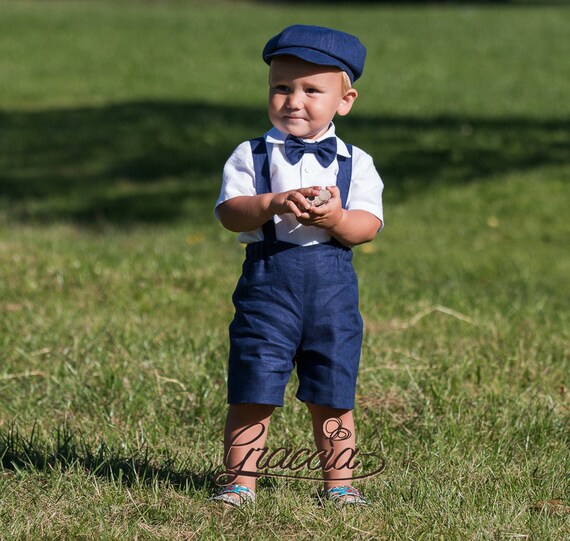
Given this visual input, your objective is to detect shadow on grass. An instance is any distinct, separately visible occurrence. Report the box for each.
[0,423,218,493]
[1,100,568,225]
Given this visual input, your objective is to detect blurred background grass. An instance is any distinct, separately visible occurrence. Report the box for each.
[1,0,569,224]
[0,1,569,539]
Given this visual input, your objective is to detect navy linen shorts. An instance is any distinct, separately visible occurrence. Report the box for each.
[228,240,363,410]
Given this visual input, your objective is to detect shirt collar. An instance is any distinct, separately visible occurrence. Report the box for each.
[265,123,351,158]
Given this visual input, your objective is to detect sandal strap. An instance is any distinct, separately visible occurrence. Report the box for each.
[326,485,367,506]
[210,484,256,507]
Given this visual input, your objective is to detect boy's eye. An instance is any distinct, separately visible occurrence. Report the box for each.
[306,88,319,94]
[274,85,290,93]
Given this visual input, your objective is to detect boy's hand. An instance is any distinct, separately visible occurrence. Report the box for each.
[273,186,322,217]
[218,187,320,233]
[294,185,344,230]
[294,186,381,246]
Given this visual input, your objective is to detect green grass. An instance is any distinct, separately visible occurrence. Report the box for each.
[1,1,569,539]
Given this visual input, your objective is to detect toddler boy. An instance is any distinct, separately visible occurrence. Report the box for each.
[213,24,384,507]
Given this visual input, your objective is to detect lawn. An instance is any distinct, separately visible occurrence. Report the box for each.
[0,1,569,539]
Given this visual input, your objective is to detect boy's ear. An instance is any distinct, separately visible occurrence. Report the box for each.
[337,88,358,117]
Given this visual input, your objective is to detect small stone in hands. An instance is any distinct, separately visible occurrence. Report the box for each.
[307,188,331,207]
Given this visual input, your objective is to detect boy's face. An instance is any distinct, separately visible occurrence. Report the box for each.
[268,55,358,140]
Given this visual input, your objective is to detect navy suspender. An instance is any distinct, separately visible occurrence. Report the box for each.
[250,137,277,243]
[249,137,353,245]
[336,149,353,210]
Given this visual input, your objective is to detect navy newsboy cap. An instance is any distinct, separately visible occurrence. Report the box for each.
[262,24,366,83]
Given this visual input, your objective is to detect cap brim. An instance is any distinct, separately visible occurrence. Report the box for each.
[264,47,354,82]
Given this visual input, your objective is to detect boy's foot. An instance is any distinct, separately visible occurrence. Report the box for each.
[325,485,368,507]
[210,484,256,508]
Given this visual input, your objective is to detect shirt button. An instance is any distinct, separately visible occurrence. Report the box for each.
[304,166,312,173]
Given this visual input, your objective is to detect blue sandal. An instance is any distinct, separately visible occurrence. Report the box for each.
[210,484,256,508]
[325,485,368,507]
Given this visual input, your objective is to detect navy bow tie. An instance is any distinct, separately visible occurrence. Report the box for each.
[284,135,337,168]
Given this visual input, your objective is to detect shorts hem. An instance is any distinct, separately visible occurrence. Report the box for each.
[296,391,355,410]
[227,396,284,407]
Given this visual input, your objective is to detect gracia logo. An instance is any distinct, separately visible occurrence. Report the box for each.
[214,417,385,486]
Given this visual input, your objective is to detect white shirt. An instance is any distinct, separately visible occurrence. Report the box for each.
[215,124,384,246]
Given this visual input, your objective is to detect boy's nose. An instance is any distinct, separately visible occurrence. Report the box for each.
[286,92,303,110]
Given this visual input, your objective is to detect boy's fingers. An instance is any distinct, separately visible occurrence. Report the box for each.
[296,187,322,198]
[326,185,341,197]
[286,199,303,216]
[287,191,312,211]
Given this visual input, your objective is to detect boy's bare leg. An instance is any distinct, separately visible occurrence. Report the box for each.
[306,402,357,490]
[222,403,275,495]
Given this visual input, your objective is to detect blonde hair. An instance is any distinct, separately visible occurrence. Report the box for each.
[340,71,352,96]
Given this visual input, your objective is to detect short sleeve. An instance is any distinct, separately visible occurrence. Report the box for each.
[346,146,384,230]
[214,141,257,219]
